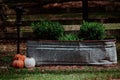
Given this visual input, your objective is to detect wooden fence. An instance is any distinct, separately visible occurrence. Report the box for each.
[0,0,120,40]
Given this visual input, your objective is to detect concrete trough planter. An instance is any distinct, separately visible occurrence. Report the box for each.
[27,39,117,65]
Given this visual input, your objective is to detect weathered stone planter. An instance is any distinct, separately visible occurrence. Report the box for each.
[27,39,117,65]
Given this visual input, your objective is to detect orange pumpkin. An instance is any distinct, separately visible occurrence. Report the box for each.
[14,54,26,61]
[14,54,21,60]
[12,59,24,68]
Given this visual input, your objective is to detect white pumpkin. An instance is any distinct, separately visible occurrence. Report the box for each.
[25,57,36,68]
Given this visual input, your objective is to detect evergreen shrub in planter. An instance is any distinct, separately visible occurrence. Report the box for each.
[78,21,105,40]
[31,21,64,40]
[27,21,117,65]
[58,33,79,41]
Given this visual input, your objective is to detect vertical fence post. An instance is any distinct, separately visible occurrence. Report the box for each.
[15,5,24,54]
[82,0,88,21]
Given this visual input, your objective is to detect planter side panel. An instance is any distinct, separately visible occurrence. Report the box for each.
[27,41,117,65]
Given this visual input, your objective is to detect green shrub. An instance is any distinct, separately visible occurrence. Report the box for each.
[58,33,79,41]
[78,21,105,40]
[31,21,64,40]
[105,35,115,39]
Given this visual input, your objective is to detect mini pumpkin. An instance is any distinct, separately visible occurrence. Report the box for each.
[12,59,24,68]
[25,57,36,68]
[14,54,26,61]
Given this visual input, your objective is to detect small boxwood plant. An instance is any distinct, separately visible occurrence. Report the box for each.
[31,21,64,40]
[78,21,105,40]
[58,33,79,41]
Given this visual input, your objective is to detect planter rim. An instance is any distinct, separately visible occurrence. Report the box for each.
[27,39,116,43]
